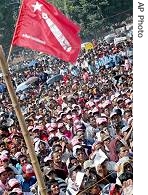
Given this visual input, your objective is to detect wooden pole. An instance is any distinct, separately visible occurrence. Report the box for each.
[7,44,13,63]
[0,45,48,195]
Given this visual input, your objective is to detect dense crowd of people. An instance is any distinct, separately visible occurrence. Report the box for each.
[0,38,133,195]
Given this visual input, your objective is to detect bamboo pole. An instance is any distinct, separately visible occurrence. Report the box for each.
[7,44,13,63]
[0,45,48,195]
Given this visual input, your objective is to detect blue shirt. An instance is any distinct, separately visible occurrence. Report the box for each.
[21,177,37,192]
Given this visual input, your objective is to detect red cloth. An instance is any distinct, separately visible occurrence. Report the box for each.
[12,0,81,63]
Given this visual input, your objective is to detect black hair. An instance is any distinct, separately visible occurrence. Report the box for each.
[115,141,125,154]
[76,147,85,154]
[0,125,9,132]
[118,171,133,184]
[115,108,122,116]
[50,150,60,159]
[8,193,18,195]
[124,109,132,115]
[18,154,27,163]
[5,167,14,173]
[48,137,59,147]
[0,142,6,147]
[62,107,67,112]
[52,144,62,152]
[48,179,59,188]
[39,141,46,146]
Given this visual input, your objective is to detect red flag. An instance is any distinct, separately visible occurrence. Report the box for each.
[12,0,81,63]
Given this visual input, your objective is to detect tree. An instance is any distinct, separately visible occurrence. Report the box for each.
[101,0,133,27]
[0,0,20,55]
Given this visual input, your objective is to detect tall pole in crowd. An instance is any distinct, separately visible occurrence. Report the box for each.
[0,45,48,195]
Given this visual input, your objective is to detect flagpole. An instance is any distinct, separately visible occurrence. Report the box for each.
[7,44,13,63]
[0,45,48,195]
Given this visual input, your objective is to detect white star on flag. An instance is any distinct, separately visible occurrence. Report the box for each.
[32,1,43,12]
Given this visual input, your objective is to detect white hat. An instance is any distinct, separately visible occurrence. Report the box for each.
[73,145,82,157]
[96,117,107,125]
[67,115,72,120]
[110,111,118,118]
[45,123,50,128]
[72,104,78,109]
[27,126,34,131]
[92,107,99,114]
[8,178,19,188]
[14,152,22,160]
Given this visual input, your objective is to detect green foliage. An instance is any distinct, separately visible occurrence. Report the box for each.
[102,0,133,25]
[0,1,19,54]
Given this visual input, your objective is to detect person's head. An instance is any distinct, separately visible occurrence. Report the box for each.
[32,128,40,138]
[101,134,111,146]
[48,179,60,195]
[44,167,56,181]
[76,129,85,141]
[116,145,129,159]
[38,141,46,151]
[104,107,111,117]
[68,156,78,168]
[76,147,88,163]
[20,145,27,155]
[123,109,132,121]
[8,178,22,191]
[123,162,133,173]
[117,98,125,108]
[58,123,66,133]
[0,125,10,138]
[66,114,73,124]
[95,161,108,177]
[0,154,9,167]
[88,184,102,195]
[52,144,62,155]
[51,151,62,164]
[82,111,89,122]
[97,119,108,130]
[110,111,122,127]
[92,141,103,151]
[0,166,8,183]
[119,171,133,185]
[5,167,15,179]
[0,142,6,152]
[89,116,97,128]
[22,164,35,179]
[18,154,28,166]
[38,108,43,115]
[12,134,22,145]
[48,137,60,147]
